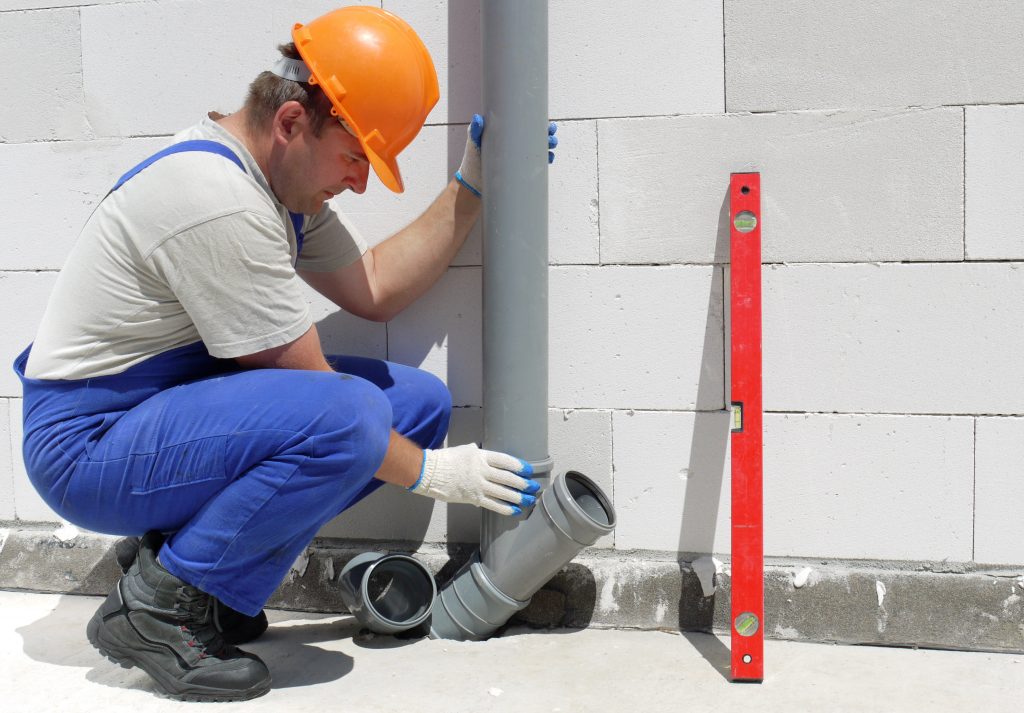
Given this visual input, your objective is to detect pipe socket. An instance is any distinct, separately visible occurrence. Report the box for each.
[430,471,616,641]
[338,552,436,635]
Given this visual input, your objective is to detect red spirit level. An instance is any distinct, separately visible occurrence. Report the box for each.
[729,172,764,682]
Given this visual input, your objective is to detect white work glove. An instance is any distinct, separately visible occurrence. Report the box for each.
[408,443,541,516]
[454,114,558,198]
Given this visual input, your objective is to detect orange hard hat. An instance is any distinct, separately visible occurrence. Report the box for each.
[292,6,439,193]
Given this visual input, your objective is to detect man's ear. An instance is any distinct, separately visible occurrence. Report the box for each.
[271,101,307,144]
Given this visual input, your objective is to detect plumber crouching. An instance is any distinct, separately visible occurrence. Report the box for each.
[14,6,557,701]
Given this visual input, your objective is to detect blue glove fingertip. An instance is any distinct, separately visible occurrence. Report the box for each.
[517,458,534,476]
[521,493,537,508]
[525,478,541,495]
[511,505,522,517]
[470,113,485,147]
[548,151,555,165]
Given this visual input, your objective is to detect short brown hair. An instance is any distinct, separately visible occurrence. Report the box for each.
[244,43,336,136]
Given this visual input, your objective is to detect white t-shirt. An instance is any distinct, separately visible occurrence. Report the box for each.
[26,115,368,380]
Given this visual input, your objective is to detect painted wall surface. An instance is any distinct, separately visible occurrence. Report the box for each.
[1,0,1021,568]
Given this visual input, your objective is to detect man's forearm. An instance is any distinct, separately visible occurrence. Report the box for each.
[367,179,480,317]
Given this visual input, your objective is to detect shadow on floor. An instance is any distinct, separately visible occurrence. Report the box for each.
[14,593,427,693]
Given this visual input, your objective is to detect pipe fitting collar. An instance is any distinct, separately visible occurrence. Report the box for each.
[338,552,437,634]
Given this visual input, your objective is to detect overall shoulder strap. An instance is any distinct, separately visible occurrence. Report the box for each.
[108,139,306,255]
[110,140,245,192]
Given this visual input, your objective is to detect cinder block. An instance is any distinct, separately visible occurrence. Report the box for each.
[0,9,88,142]
[966,105,1024,260]
[0,1,121,8]
[0,399,13,521]
[0,137,170,270]
[307,285,387,360]
[550,408,612,495]
[317,482,446,545]
[975,418,1024,565]
[764,263,1024,415]
[549,120,599,264]
[599,108,963,264]
[550,266,724,410]
[549,0,723,119]
[336,118,598,267]
[81,1,277,137]
[0,272,58,398]
[612,410,731,554]
[614,411,974,561]
[9,399,60,523]
[550,408,613,548]
[726,0,1024,111]
[388,267,482,408]
[387,0,724,121]
[764,414,974,561]
[381,0,481,126]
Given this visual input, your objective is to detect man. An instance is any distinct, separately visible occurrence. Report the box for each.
[15,7,555,702]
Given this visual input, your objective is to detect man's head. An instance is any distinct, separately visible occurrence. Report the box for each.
[243,6,438,200]
[244,43,336,139]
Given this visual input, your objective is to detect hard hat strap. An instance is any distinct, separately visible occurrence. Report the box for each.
[270,57,312,83]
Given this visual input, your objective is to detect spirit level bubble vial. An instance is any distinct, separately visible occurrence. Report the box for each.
[729,173,764,683]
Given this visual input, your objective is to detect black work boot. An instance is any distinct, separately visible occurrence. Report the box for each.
[89,532,271,701]
[115,534,269,646]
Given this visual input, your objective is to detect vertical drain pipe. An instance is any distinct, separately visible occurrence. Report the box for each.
[478,0,552,563]
[430,0,617,641]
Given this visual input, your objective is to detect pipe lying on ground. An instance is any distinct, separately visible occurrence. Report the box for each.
[338,552,436,634]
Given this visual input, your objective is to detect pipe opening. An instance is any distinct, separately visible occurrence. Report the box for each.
[564,471,615,527]
[365,559,435,625]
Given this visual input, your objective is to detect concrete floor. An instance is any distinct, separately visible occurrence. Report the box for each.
[1,591,1019,712]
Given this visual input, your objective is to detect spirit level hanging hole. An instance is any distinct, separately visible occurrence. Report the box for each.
[734,210,757,233]
[741,186,750,195]
[734,612,760,637]
[742,654,753,664]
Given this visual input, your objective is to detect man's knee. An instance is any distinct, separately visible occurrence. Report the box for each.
[400,367,451,448]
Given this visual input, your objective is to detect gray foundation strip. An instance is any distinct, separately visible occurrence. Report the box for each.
[1,526,1021,653]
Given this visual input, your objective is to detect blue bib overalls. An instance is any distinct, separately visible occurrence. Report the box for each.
[14,142,451,616]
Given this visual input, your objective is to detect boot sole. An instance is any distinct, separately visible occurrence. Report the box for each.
[87,587,271,702]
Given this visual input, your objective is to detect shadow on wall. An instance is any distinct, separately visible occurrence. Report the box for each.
[311,309,435,547]
[676,187,732,672]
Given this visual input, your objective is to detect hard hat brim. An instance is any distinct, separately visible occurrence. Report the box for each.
[365,146,404,194]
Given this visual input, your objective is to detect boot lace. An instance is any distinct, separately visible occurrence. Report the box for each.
[174,586,229,659]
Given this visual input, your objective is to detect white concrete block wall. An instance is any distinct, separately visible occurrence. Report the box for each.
[2,1,1022,570]
[0,8,88,142]
[726,0,1024,112]
[599,108,964,264]
[0,400,13,521]
[1,138,169,270]
[966,105,1024,260]
[764,263,1024,415]
[974,419,1024,565]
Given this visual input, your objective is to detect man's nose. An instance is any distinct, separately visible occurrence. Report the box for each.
[350,162,369,194]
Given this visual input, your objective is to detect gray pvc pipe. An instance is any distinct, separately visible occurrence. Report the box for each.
[430,471,616,641]
[337,552,436,634]
[429,0,618,642]
[479,0,551,559]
